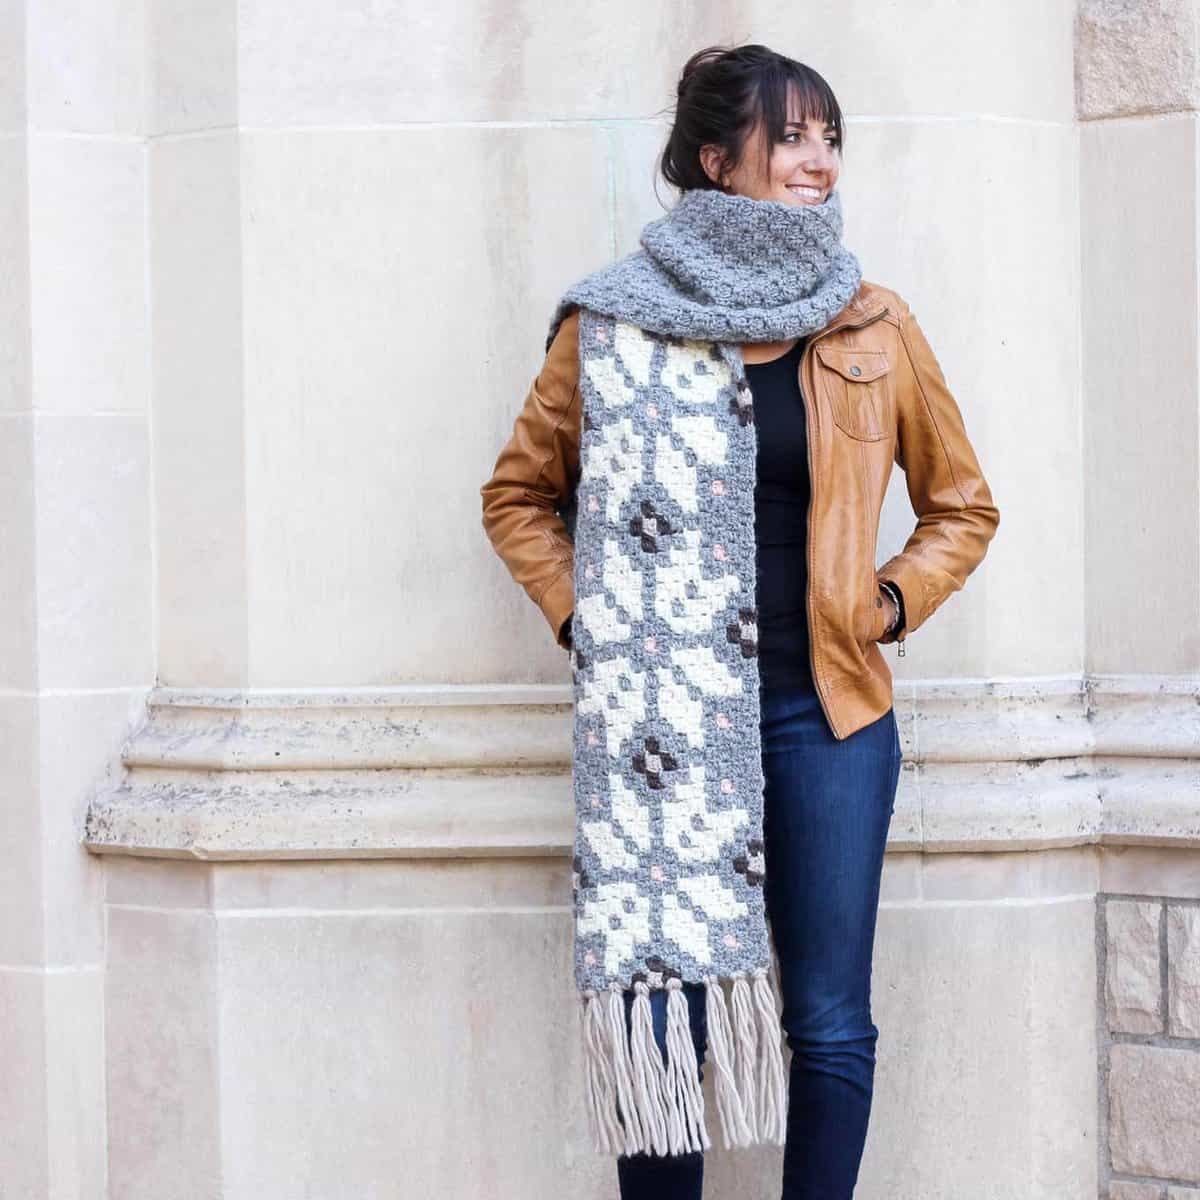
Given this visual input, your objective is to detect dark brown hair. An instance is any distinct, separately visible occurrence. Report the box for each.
[657,43,845,199]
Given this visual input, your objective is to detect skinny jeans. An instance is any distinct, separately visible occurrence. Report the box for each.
[615,670,902,1200]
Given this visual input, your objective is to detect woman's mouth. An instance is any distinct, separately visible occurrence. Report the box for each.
[786,185,824,202]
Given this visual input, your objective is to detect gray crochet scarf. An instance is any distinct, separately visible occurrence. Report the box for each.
[549,187,861,1159]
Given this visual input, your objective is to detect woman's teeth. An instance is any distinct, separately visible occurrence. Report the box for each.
[787,185,823,200]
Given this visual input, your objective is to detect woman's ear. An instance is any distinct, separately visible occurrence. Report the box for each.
[698,144,726,188]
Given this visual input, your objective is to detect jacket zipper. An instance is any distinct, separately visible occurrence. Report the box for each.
[797,301,894,736]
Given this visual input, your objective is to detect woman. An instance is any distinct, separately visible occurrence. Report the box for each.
[480,43,999,1200]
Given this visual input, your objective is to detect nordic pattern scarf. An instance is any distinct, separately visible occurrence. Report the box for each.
[549,187,863,1157]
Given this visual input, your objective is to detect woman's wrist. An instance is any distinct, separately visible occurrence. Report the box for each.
[879,581,904,635]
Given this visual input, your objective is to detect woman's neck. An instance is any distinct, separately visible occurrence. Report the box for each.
[741,336,801,365]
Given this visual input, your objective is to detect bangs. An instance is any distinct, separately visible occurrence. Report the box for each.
[750,63,845,180]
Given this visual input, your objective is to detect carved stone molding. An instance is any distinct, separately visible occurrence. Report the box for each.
[81,674,1200,860]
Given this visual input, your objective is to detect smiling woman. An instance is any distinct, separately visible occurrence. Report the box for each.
[478,40,999,1200]
[659,45,846,206]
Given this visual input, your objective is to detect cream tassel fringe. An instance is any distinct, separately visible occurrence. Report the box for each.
[579,963,788,1157]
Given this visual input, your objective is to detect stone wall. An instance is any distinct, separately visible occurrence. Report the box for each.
[2,0,1198,1197]
[1101,894,1200,1195]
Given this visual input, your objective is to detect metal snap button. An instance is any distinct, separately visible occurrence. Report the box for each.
[849,365,862,377]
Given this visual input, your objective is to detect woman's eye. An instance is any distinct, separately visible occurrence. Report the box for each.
[783,131,840,149]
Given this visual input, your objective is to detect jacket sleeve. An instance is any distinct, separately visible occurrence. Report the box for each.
[875,297,1000,643]
[479,308,581,650]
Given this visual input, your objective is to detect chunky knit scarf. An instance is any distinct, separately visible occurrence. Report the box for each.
[548,187,862,1157]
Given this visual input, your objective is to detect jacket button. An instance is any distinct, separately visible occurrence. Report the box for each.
[849,365,862,376]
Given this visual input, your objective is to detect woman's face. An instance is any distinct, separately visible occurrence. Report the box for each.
[700,91,842,208]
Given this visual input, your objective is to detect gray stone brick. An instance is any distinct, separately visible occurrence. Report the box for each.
[1109,1044,1200,1180]
[1167,905,1200,1037]
[1107,900,1163,1033]
[1109,1181,1163,1200]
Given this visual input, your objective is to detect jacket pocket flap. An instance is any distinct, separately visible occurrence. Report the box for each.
[815,344,890,382]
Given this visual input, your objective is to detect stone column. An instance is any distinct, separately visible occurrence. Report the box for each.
[0,2,153,1195]
[1079,1,1200,1194]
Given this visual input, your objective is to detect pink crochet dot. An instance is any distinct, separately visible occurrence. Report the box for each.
[715,712,731,729]
[646,403,658,418]
[590,792,601,808]
[587,731,599,747]
[595,328,608,344]
[720,778,734,794]
[585,950,598,965]
[650,865,665,882]
[711,479,726,496]
[644,635,656,652]
[723,933,739,949]
[713,544,726,560]
[587,495,600,512]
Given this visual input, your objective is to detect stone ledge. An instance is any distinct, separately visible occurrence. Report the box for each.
[81,674,1200,860]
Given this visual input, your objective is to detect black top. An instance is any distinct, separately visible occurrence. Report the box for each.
[747,337,814,691]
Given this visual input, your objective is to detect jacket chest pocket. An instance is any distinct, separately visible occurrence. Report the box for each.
[815,345,892,441]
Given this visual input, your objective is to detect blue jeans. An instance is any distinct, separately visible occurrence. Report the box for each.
[616,676,902,1200]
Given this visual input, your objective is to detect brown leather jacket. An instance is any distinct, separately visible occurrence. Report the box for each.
[480,280,999,740]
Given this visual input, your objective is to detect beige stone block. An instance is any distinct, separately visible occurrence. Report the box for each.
[236,0,1074,125]
[0,697,42,965]
[748,0,1074,121]
[0,968,49,1198]
[0,134,30,412]
[921,847,1097,902]
[1101,847,1200,900]
[1077,0,1200,118]
[880,851,921,902]
[1081,116,1200,675]
[0,417,36,688]
[26,0,145,134]
[1109,1043,1200,1180]
[147,0,237,135]
[208,855,571,912]
[1109,1183,1164,1200]
[0,1,23,132]
[40,690,144,963]
[28,135,148,415]
[103,856,211,908]
[860,898,1096,1197]
[150,132,249,686]
[44,967,107,1199]
[1167,905,1200,1037]
[239,126,610,684]
[105,907,222,1200]
[1106,900,1163,1033]
[33,415,153,689]
[236,1,734,125]
[1168,1188,1200,1199]
[215,909,610,1197]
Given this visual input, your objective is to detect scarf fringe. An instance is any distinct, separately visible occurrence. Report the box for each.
[579,963,788,1157]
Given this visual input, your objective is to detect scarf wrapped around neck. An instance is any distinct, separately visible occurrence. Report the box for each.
[547,185,862,350]
[548,187,861,1158]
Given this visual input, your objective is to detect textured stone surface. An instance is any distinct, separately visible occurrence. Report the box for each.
[1109,1181,1164,1200]
[1076,0,1200,118]
[1106,900,1164,1033]
[1168,1188,1200,1199]
[1109,1044,1200,1179]
[1167,905,1200,1036]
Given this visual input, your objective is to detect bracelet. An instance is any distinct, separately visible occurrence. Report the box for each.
[878,581,904,635]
